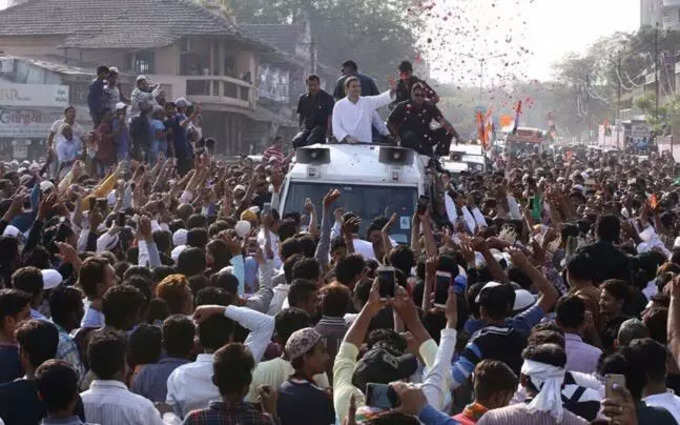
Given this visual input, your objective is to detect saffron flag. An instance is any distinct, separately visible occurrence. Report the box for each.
[476,111,485,142]
[482,108,493,150]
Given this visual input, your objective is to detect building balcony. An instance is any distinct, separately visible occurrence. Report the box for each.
[148,74,255,113]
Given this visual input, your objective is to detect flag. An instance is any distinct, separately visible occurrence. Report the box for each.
[512,100,522,134]
[476,111,485,142]
[482,108,493,150]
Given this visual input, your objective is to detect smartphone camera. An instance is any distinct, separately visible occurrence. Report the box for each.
[376,266,396,298]
[366,383,399,409]
[434,271,452,305]
[262,202,272,216]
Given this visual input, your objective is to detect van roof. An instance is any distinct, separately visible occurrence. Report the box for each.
[287,143,426,185]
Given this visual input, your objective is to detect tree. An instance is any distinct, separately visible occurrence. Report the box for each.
[228,0,423,82]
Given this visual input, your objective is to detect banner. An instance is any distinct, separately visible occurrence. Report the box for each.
[0,82,69,108]
[0,106,64,138]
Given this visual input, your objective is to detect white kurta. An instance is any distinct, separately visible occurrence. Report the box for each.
[332,91,393,143]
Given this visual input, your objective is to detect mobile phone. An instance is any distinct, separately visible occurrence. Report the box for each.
[377,266,396,298]
[247,237,258,256]
[116,212,126,227]
[605,373,626,399]
[262,202,272,215]
[96,198,108,210]
[435,271,452,305]
[417,195,429,215]
[365,383,398,409]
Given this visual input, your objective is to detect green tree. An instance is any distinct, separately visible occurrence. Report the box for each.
[228,0,422,81]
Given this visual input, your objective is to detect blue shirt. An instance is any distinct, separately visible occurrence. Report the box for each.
[130,356,190,402]
[81,305,105,329]
[463,303,545,336]
[56,136,82,163]
[151,119,165,142]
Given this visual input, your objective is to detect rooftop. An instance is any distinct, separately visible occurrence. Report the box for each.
[0,0,269,50]
[240,24,306,55]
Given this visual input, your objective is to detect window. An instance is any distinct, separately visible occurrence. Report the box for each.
[134,51,155,74]
[284,182,418,244]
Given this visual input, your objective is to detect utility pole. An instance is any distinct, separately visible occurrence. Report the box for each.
[479,59,484,103]
[310,37,316,74]
[616,52,622,120]
[655,22,660,120]
[461,53,506,105]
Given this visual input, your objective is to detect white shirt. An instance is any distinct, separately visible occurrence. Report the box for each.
[332,91,393,143]
[643,391,680,424]
[352,238,376,260]
[166,353,217,418]
[50,119,86,139]
[81,380,164,425]
[244,356,329,403]
[257,229,281,270]
[267,283,290,316]
[223,305,275,362]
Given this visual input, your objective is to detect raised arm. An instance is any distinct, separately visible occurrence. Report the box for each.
[668,277,680,370]
[507,247,558,313]
[315,189,340,270]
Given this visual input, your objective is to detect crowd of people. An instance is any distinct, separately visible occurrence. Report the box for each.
[0,55,679,425]
[51,65,202,180]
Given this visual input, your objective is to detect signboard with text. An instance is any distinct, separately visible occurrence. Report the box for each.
[0,82,69,108]
[0,106,64,138]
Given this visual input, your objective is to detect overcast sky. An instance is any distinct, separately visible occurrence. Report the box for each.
[421,0,640,84]
[522,0,640,80]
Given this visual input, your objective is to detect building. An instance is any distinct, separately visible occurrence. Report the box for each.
[240,20,337,150]
[0,56,129,160]
[641,0,680,29]
[0,0,291,156]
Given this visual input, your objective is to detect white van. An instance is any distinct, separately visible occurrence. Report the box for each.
[278,143,428,244]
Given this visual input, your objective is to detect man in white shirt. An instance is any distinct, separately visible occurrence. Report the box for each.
[167,304,274,417]
[81,331,164,425]
[633,338,680,424]
[332,76,395,144]
[55,125,82,177]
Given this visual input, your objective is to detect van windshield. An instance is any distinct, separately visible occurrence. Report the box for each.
[283,182,418,244]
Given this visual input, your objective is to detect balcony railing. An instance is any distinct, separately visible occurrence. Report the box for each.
[148,74,255,111]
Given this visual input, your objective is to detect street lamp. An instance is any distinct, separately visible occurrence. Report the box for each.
[460,53,507,104]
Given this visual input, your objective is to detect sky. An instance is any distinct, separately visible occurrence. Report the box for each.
[0,0,640,84]
[419,0,640,84]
